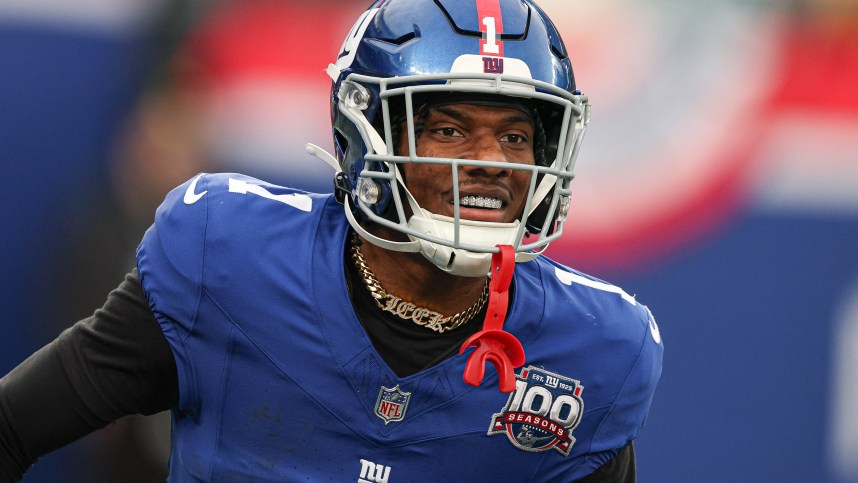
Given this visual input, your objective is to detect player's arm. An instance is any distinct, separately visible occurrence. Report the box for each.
[577,442,635,482]
[0,269,178,481]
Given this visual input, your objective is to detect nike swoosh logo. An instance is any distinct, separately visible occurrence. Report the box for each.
[183,174,207,205]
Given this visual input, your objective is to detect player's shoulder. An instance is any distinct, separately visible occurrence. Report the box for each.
[535,257,632,300]
[531,256,661,344]
[155,172,336,228]
[137,173,340,327]
[512,258,662,463]
[531,256,637,309]
[163,172,328,211]
[140,173,337,282]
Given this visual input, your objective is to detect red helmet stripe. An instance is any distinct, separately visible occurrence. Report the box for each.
[476,0,504,57]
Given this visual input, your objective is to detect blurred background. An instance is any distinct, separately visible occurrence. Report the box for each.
[0,0,856,481]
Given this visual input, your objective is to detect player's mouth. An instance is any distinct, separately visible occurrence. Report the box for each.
[448,193,512,223]
[459,195,503,210]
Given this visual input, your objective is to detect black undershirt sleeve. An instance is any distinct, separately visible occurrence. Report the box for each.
[578,442,636,482]
[0,269,177,481]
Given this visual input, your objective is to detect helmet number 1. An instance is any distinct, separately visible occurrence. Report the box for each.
[482,16,500,54]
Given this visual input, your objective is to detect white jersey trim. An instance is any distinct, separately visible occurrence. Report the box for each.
[554,267,636,306]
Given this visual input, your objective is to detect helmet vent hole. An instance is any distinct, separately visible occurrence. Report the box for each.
[334,130,349,157]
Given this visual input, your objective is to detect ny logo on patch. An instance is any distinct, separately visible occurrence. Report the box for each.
[488,366,584,456]
[374,385,411,424]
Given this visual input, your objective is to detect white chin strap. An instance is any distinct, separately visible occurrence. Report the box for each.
[399,170,539,278]
[408,211,521,277]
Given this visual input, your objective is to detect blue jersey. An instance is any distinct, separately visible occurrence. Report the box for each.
[137,173,663,482]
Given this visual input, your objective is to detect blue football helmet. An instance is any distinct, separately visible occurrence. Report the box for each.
[307,0,590,277]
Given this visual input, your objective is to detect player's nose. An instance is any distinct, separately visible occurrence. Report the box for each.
[462,134,512,177]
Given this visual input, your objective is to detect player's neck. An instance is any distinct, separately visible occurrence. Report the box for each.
[353,229,488,317]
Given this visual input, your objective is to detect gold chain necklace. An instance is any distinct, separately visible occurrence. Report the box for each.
[350,235,488,334]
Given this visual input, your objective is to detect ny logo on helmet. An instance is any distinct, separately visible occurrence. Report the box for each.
[483,56,504,74]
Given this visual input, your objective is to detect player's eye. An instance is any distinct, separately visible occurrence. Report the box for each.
[433,127,464,137]
[501,133,528,144]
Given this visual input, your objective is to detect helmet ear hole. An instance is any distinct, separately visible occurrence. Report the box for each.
[542,140,558,168]
[531,100,565,167]
[526,197,552,236]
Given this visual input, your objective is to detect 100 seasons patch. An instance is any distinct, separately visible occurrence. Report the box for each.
[488,366,584,456]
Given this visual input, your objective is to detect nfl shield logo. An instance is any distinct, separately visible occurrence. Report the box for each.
[374,385,411,424]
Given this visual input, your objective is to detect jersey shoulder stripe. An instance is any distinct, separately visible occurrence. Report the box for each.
[552,267,636,305]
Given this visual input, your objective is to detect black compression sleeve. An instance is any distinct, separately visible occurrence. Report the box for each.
[578,442,636,482]
[0,269,178,481]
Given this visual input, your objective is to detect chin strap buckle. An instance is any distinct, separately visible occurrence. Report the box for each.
[459,245,525,393]
[333,172,351,205]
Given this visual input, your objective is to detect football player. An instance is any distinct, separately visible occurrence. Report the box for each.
[0,0,663,481]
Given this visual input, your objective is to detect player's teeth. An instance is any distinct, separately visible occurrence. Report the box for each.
[461,196,502,209]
